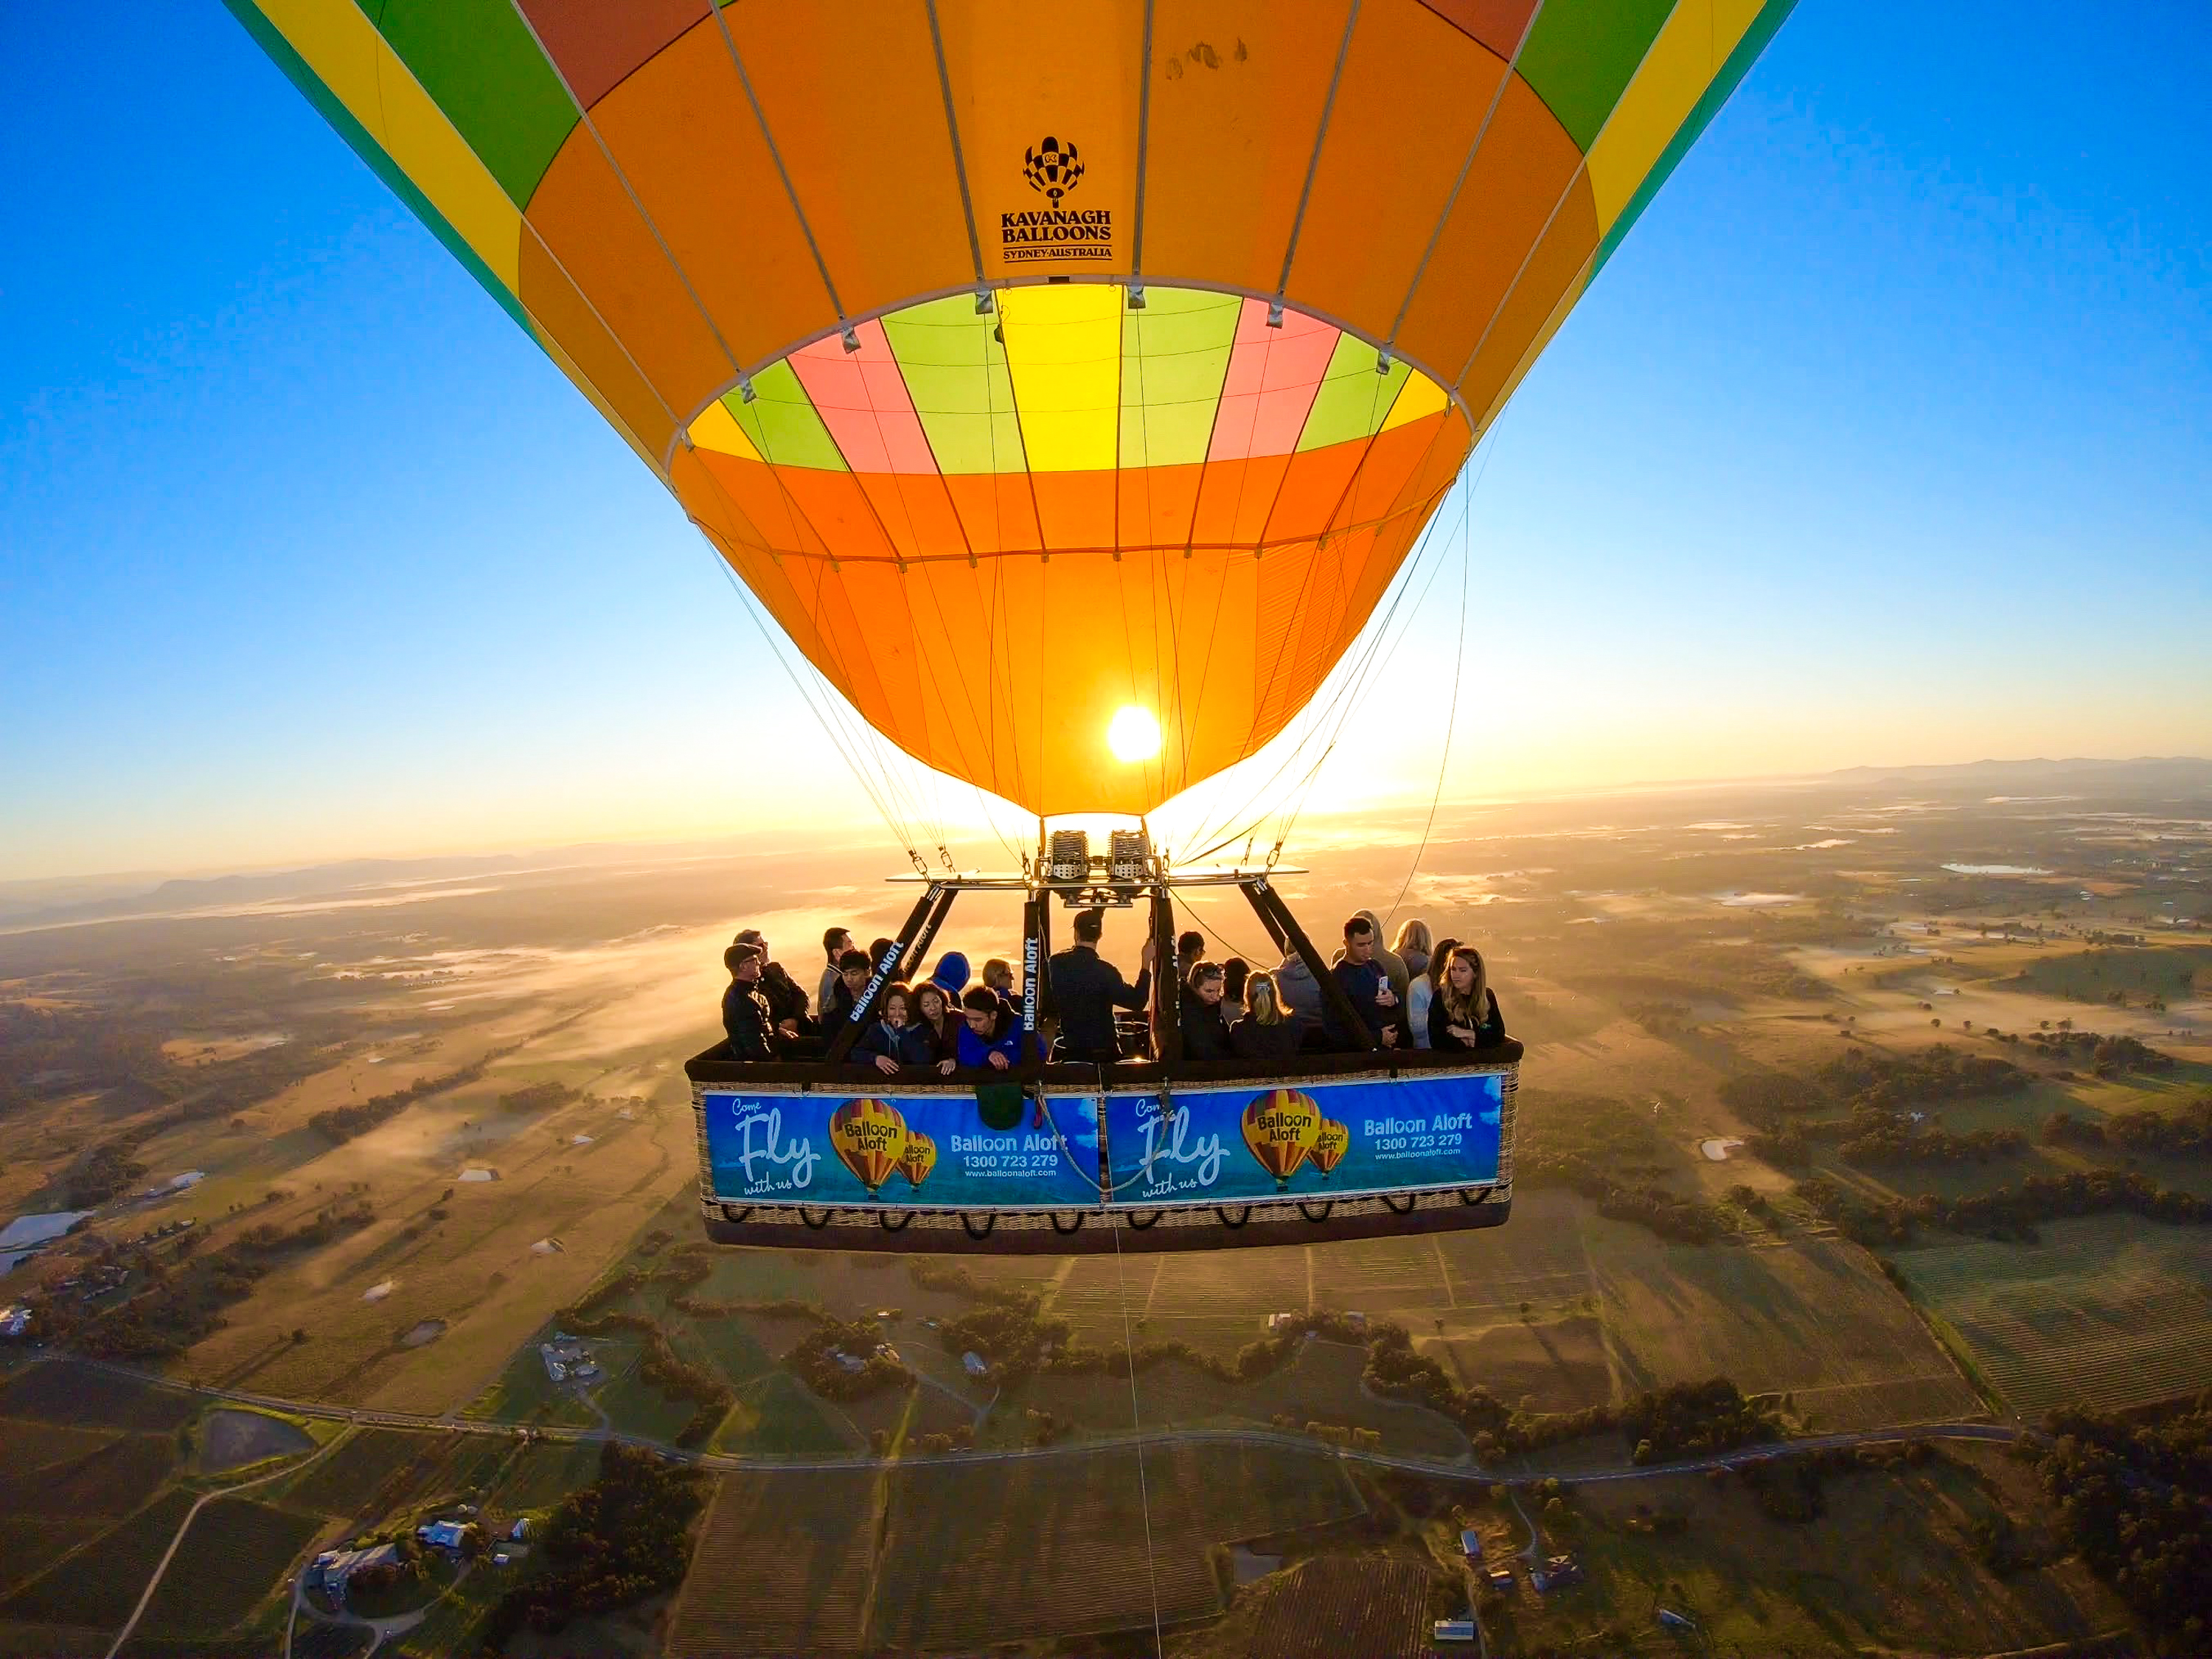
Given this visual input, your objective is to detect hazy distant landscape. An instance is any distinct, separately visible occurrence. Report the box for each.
[2,757,2208,1655]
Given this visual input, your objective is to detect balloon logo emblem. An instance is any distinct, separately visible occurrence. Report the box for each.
[1023,136,1084,202]
[829,1098,908,1196]
[1310,1119,1350,1180]
[1242,1089,1322,1190]
[897,1130,936,1192]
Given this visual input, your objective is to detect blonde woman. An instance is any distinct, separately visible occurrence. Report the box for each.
[1431,947,1506,1051]
[1392,918,1433,981]
[1408,935,1457,1050]
[1230,971,1302,1064]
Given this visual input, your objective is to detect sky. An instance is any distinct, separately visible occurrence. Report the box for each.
[3,3,2208,882]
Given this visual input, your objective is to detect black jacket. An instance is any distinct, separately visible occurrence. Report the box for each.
[1229,1015,1302,1064]
[722,979,775,1060]
[1049,945,1150,1059]
[1430,988,1507,1051]
[1327,958,1403,1047]
[1179,987,1234,1062]
[853,1020,936,1070]
[758,963,810,1031]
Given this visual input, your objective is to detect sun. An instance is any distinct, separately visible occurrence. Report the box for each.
[1106,705,1162,763]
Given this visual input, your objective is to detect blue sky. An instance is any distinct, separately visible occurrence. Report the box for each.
[4,3,2208,880]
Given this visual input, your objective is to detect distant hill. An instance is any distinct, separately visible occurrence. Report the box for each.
[1826,757,2212,793]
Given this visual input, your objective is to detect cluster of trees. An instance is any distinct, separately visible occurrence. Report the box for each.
[61,1128,165,1208]
[2034,1397,2212,1649]
[1726,1048,2037,1173]
[786,1318,911,1402]
[496,1080,578,1113]
[309,1054,499,1143]
[0,1002,170,1120]
[554,1254,738,1446]
[2028,1029,2175,1076]
[1620,1378,1778,1461]
[1514,1090,1726,1244]
[1361,1324,1620,1457]
[1798,1167,2211,1247]
[2045,1097,2212,1157]
[1835,1116,2026,1168]
[480,1443,705,1649]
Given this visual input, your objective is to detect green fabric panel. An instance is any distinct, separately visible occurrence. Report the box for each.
[366,0,579,209]
[1119,288,1239,467]
[1296,333,1411,453]
[221,0,534,338]
[724,362,848,471]
[1589,0,1800,281]
[881,295,1026,476]
[1514,0,1677,153]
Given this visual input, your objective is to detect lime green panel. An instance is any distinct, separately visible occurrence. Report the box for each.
[881,294,1026,476]
[1515,0,1676,153]
[366,0,578,209]
[1295,332,1413,453]
[723,362,847,472]
[1118,289,1239,468]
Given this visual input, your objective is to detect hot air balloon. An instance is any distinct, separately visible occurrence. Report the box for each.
[897,1130,938,1193]
[1242,1089,1323,1191]
[229,0,1787,1250]
[829,1098,908,1197]
[1309,1119,1351,1181]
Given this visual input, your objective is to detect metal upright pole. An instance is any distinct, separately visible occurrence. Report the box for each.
[1243,880,1380,1052]
[1150,880,1180,1065]
[825,884,941,1065]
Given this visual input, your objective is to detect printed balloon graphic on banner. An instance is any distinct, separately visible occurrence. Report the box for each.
[897,1130,938,1192]
[1242,1090,1322,1191]
[1310,1119,1350,1180]
[829,1098,908,1195]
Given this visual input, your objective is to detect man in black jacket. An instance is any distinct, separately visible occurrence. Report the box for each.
[721,943,777,1060]
[1326,915,1402,1049]
[1048,908,1154,1063]
[734,928,809,1036]
[1180,961,1233,1062]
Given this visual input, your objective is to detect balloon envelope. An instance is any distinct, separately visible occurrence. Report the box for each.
[1310,1119,1351,1178]
[227,0,1793,814]
[829,1097,908,1195]
[898,1130,938,1191]
[1242,1088,1323,1189]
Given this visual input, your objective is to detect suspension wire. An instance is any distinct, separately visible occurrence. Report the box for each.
[1171,890,1271,967]
[1107,1183,1166,1659]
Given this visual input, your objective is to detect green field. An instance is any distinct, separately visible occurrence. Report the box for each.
[125,1497,322,1643]
[666,1470,878,1658]
[1897,1213,2212,1415]
[0,1488,196,1631]
[0,1428,176,1518]
[276,1427,437,1517]
[0,1363,195,1431]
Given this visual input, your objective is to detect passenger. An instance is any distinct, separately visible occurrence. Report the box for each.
[720,943,777,1060]
[1430,947,1508,1051]
[1230,971,1302,1064]
[817,927,854,1018]
[981,957,1021,1020]
[1220,957,1250,1024]
[950,986,1026,1071]
[1407,935,1458,1051]
[1048,908,1154,1064]
[1350,908,1413,1016]
[928,951,971,1009]
[1393,919,1433,983]
[823,947,873,1029]
[853,984,935,1075]
[912,981,961,1065]
[1327,915,1403,1048]
[1176,930,1206,988]
[1272,946,1321,1021]
[1180,961,1234,1062]
[734,928,808,1036]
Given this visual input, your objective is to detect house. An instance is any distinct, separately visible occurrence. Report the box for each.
[961,1351,989,1378]
[320,1542,399,1599]
[872,1342,900,1362]
[1458,1528,1483,1561]
[1485,1568,1514,1593]
[417,1520,468,1553]
[1433,1620,1478,1644]
[1531,1554,1584,1594]
[832,1351,864,1374]
[571,1363,602,1383]
[0,1305,31,1338]
[1658,1609,1696,1631]
[491,1551,512,1567]
[539,1346,568,1384]
[1266,1311,1298,1330]
[509,1518,530,1542]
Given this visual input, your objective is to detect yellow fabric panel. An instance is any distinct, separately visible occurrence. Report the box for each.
[722,3,975,327]
[1380,368,1450,433]
[1282,2,1507,355]
[1000,285,1123,473]
[1138,0,1356,297]
[935,0,1142,284]
[688,400,761,462]
[254,0,521,292]
[1587,0,1764,234]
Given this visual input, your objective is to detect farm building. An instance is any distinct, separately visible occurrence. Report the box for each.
[1458,1528,1483,1560]
[1485,1568,1515,1593]
[509,1517,530,1541]
[1433,1619,1478,1644]
[0,1304,31,1338]
[417,1520,468,1552]
[961,1352,989,1377]
[319,1542,398,1596]
[1531,1555,1584,1593]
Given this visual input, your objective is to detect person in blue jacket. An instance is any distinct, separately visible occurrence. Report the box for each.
[852,984,935,1075]
[949,985,1027,1071]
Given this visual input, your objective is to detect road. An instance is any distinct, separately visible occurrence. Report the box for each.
[34,1349,2028,1486]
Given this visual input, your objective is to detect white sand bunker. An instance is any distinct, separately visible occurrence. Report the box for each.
[459,1167,498,1182]
[569,1134,594,1146]
[531,1238,564,1256]
[363,1279,397,1301]
[1700,1138,1746,1162]
[402,1319,446,1347]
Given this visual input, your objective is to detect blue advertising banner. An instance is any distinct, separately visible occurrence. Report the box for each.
[1102,1072,1504,1207]
[703,1090,1100,1210]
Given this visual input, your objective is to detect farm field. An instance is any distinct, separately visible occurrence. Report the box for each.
[276,1427,437,1517]
[0,1361,196,1430]
[0,1427,175,1518]
[665,1469,877,1658]
[1896,1214,2212,1416]
[0,1517,105,1599]
[1240,1557,1433,1659]
[121,1496,323,1646]
[0,1488,196,1632]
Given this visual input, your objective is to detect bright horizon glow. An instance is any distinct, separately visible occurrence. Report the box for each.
[1107,706,1164,765]
[2,5,2208,882]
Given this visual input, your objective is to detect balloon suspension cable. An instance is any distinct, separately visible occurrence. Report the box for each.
[1172,890,1272,970]
[1384,434,1486,932]
[1104,1107,1167,1659]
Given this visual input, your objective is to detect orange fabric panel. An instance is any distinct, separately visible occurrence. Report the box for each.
[776,469,902,564]
[517,228,674,459]
[1457,176,1599,421]
[935,0,1142,284]
[1028,470,1119,554]
[1391,74,1582,393]
[575,25,833,381]
[723,2,977,325]
[1138,0,1355,296]
[942,473,1044,556]
[1261,443,1370,546]
[1191,451,1294,553]
[1116,460,1206,556]
[1283,4,1506,354]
